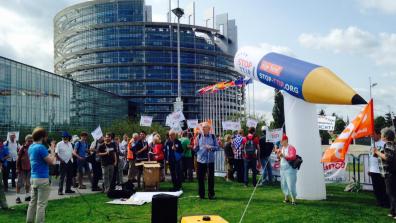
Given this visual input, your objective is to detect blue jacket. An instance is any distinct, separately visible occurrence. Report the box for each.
[194,134,220,164]
[0,145,9,168]
[165,139,183,162]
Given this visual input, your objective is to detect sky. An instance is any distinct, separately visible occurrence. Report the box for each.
[1,0,396,123]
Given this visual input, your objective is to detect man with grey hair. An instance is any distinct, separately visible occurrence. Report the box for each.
[5,132,20,189]
[373,127,396,219]
[15,135,33,204]
[165,130,183,191]
[194,123,220,199]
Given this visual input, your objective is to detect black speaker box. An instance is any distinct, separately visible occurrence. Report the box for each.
[151,194,178,223]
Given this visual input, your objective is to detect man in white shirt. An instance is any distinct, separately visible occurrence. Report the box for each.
[6,132,20,188]
[56,132,75,195]
[369,129,389,208]
[119,134,128,171]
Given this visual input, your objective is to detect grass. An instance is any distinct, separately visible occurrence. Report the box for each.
[0,178,391,223]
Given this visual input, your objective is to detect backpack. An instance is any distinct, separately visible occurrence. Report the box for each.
[385,142,396,173]
[244,139,256,159]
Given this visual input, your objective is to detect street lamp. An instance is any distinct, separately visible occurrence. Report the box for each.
[369,76,377,99]
[172,1,184,112]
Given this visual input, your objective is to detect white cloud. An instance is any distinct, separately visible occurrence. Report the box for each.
[298,26,396,66]
[358,0,396,14]
[258,43,295,57]
[0,7,53,71]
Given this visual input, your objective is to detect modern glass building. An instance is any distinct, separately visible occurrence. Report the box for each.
[54,0,243,133]
[0,56,128,138]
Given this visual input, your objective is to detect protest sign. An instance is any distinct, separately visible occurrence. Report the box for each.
[266,128,283,143]
[187,119,198,129]
[140,116,153,127]
[246,118,258,128]
[91,126,103,140]
[318,115,336,131]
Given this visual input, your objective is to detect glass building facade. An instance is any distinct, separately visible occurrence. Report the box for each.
[0,57,128,138]
[54,0,243,130]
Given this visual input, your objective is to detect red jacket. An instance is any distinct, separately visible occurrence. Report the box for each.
[152,144,164,161]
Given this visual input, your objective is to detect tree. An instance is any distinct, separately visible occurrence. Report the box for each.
[374,116,386,133]
[271,89,284,129]
[319,109,325,116]
[334,118,346,134]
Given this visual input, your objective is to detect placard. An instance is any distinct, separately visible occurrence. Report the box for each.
[246,118,258,128]
[187,119,198,129]
[91,126,103,140]
[318,115,336,131]
[140,116,153,127]
[7,131,20,142]
[266,128,283,143]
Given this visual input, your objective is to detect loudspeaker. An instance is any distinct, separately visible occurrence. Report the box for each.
[151,194,178,223]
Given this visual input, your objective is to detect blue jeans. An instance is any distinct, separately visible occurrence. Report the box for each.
[244,159,257,186]
[261,157,273,183]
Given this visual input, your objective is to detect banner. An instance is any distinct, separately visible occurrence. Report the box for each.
[140,116,153,127]
[318,115,336,131]
[187,119,198,129]
[323,160,348,182]
[321,99,374,162]
[246,118,258,128]
[266,128,283,143]
[7,131,20,142]
[91,126,103,140]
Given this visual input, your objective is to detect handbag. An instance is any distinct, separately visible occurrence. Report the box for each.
[288,155,303,170]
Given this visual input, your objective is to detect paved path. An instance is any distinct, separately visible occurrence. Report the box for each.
[5,177,103,207]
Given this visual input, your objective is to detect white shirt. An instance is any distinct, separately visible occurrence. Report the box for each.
[55,141,73,163]
[369,140,385,174]
[6,140,19,161]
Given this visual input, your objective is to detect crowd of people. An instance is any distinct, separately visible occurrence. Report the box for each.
[0,123,336,222]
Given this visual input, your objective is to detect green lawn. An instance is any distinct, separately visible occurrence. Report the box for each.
[0,178,391,223]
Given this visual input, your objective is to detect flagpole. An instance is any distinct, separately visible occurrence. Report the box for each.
[253,80,255,118]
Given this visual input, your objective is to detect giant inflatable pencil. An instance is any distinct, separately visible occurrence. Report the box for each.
[234,47,366,105]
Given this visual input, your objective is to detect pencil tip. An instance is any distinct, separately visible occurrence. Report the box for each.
[351,94,367,105]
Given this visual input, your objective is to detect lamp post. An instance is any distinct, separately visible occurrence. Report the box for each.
[369,76,377,99]
[369,76,378,146]
[172,1,184,112]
